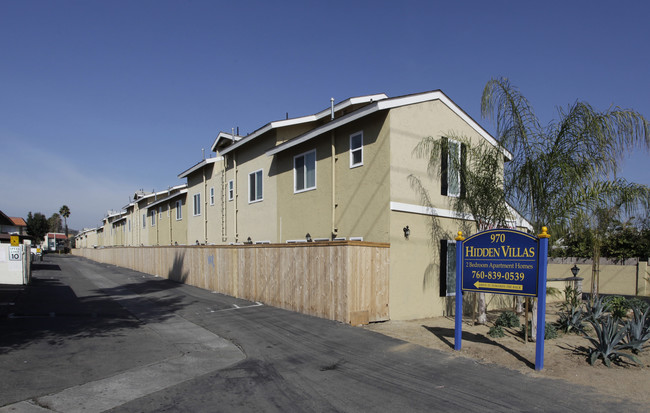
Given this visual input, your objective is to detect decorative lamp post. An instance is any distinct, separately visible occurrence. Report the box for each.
[570,264,582,298]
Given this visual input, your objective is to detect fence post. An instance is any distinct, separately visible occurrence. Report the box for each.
[454,231,464,351]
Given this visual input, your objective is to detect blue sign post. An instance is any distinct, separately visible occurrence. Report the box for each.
[454,227,550,370]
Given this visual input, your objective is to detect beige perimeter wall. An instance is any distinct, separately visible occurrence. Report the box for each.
[548,259,649,297]
[74,242,389,325]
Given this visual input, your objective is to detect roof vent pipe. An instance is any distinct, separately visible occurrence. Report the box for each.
[202,148,205,160]
[330,97,335,120]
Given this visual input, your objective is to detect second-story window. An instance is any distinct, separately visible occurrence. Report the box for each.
[249,170,263,203]
[350,131,363,168]
[210,187,215,205]
[228,180,234,201]
[441,137,465,198]
[294,149,316,193]
[193,193,201,216]
[151,210,156,226]
[175,200,182,220]
[142,214,146,228]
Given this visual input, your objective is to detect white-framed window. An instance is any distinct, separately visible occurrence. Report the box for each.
[128,219,131,232]
[158,206,162,219]
[350,131,363,168]
[209,187,215,205]
[447,139,461,197]
[440,239,457,297]
[248,169,263,203]
[151,210,156,226]
[193,193,201,216]
[228,180,234,201]
[294,149,316,193]
[175,200,182,220]
[142,214,146,228]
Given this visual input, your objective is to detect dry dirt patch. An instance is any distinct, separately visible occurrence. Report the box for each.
[363,304,650,405]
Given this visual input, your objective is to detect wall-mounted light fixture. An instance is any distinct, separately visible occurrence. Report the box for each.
[306,233,313,242]
[403,226,410,239]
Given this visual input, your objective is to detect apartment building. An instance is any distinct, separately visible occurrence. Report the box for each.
[76,90,530,320]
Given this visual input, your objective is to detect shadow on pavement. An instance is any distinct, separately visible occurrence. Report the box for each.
[0,259,187,355]
[422,325,535,369]
[31,263,61,271]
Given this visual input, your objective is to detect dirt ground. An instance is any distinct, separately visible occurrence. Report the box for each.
[363,303,650,405]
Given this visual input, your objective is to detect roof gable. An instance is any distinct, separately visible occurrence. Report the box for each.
[218,93,387,156]
[266,90,512,158]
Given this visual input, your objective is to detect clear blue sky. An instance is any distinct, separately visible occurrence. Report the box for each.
[1,0,649,230]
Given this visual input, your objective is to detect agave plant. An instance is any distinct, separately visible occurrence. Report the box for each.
[585,315,638,367]
[623,307,650,354]
[584,295,610,322]
[557,306,585,334]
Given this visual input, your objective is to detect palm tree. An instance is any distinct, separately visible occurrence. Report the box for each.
[59,205,70,239]
[481,77,650,234]
[481,77,650,338]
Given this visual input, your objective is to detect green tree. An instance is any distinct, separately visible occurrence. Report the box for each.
[59,205,70,239]
[577,180,649,297]
[26,212,49,243]
[48,213,62,233]
[602,218,646,261]
[480,77,650,338]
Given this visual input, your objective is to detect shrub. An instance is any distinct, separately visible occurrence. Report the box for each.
[488,325,505,338]
[561,285,582,311]
[626,297,649,313]
[495,311,520,328]
[585,315,638,367]
[520,321,557,340]
[606,296,630,319]
[545,323,558,340]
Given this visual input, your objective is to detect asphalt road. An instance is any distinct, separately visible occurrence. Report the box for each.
[0,255,645,412]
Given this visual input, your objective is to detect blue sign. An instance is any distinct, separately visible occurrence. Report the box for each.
[461,229,538,297]
[455,227,550,371]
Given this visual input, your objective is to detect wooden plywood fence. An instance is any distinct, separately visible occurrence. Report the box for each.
[74,242,390,324]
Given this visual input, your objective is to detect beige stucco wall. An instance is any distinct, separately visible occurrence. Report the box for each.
[389,210,457,319]
[170,196,188,245]
[123,206,135,246]
[187,169,207,245]
[386,100,502,320]
[224,134,278,243]
[184,161,225,245]
[274,112,391,243]
[388,99,498,208]
[547,260,649,297]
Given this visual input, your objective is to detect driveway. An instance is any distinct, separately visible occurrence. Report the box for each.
[0,255,644,412]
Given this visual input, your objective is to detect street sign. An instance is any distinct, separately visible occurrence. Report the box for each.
[461,229,539,297]
[10,235,19,246]
[454,227,551,371]
[9,246,22,261]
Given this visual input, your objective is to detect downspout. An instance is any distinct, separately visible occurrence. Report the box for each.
[330,98,337,239]
[233,128,239,243]
[203,163,208,244]
[222,156,227,242]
